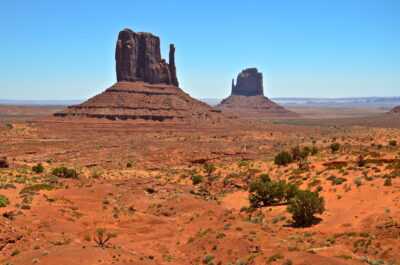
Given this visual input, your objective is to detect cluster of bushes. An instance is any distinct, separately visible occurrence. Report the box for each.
[52,167,78,178]
[248,175,325,226]
[274,145,318,168]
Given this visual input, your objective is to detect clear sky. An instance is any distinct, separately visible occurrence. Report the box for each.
[1,0,399,100]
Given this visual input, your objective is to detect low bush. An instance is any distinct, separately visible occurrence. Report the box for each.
[93,228,117,248]
[52,167,78,178]
[203,254,215,264]
[266,253,284,263]
[20,183,54,195]
[203,164,216,176]
[0,194,10,207]
[384,178,392,186]
[287,190,325,227]
[248,176,299,208]
[274,151,293,167]
[191,175,203,185]
[330,143,340,153]
[32,163,44,174]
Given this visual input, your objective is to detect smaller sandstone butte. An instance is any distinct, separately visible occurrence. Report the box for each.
[232,68,263,96]
[116,29,178,86]
[216,68,298,118]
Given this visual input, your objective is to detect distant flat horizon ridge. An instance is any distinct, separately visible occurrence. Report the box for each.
[1,97,400,109]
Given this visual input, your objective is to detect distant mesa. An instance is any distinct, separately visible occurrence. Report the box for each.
[231,68,264,96]
[216,68,298,118]
[53,29,231,124]
[389,106,400,114]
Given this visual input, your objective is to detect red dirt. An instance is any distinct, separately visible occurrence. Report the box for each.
[0,116,399,264]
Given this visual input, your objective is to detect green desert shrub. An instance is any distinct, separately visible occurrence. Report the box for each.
[287,190,325,227]
[0,194,10,207]
[384,177,392,186]
[203,164,216,176]
[311,146,318,155]
[32,163,44,174]
[20,183,54,195]
[203,254,215,264]
[389,140,397,147]
[266,253,284,263]
[330,143,340,153]
[52,167,78,178]
[274,151,293,167]
[93,228,117,248]
[191,175,203,185]
[248,176,299,208]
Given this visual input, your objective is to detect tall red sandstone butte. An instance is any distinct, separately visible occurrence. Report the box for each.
[216,68,299,118]
[52,29,232,124]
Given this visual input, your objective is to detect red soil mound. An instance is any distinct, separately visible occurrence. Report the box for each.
[52,81,230,124]
[217,94,299,118]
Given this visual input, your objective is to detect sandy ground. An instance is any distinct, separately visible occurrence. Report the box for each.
[0,108,399,264]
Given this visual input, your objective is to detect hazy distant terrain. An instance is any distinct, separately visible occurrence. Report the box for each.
[0,99,83,107]
[2,97,400,109]
[200,97,400,109]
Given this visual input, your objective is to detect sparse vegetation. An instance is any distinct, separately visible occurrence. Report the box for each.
[32,163,44,173]
[248,175,299,208]
[384,177,392,186]
[203,164,216,176]
[93,228,117,248]
[330,142,340,153]
[191,175,203,185]
[287,190,325,227]
[52,167,78,178]
[266,253,284,263]
[274,151,293,167]
[0,194,10,207]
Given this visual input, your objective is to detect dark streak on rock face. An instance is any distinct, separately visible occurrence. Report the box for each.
[231,68,263,96]
[115,29,178,86]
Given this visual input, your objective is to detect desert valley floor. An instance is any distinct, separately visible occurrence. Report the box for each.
[0,106,399,265]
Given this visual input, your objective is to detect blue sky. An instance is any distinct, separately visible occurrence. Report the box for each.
[0,0,399,100]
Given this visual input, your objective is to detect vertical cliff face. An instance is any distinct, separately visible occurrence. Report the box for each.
[169,44,179,86]
[115,29,178,86]
[232,68,263,96]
